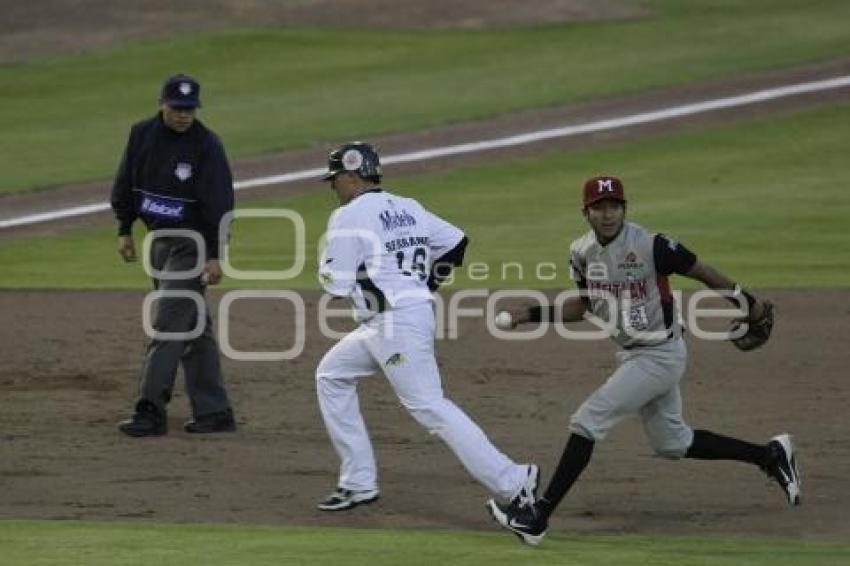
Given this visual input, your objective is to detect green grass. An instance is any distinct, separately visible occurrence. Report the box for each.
[2,101,848,290]
[2,520,848,566]
[1,0,850,193]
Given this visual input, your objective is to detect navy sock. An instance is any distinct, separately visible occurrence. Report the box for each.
[536,433,594,518]
[685,429,768,466]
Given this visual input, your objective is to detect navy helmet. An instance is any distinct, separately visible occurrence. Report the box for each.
[321,142,382,182]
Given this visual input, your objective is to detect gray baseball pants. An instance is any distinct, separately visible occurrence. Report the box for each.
[570,337,693,458]
[138,236,230,417]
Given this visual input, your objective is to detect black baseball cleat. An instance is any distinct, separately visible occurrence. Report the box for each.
[486,498,548,546]
[118,400,167,437]
[184,409,236,433]
[761,433,801,505]
[317,488,380,511]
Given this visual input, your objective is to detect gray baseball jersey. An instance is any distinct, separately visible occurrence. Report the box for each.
[569,221,697,349]
[568,222,698,456]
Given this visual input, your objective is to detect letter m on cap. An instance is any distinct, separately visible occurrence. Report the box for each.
[597,179,614,193]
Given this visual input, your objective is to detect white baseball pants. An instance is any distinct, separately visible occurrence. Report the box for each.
[316,302,527,500]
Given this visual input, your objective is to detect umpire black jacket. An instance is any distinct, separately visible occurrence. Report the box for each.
[110,113,234,259]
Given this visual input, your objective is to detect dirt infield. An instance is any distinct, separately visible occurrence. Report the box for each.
[2,0,848,544]
[1,289,847,539]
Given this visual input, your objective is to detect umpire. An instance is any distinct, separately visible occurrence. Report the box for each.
[111,73,236,437]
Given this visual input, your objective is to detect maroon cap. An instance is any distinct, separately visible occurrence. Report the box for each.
[583,176,625,207]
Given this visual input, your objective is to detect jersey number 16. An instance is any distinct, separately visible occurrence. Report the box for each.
[396,247,428,281]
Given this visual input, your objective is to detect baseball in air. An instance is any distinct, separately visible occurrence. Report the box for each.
[495,311,513,329]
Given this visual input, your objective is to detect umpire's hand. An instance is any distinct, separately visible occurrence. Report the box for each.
[118,235,137,262]
[203,259,223,286]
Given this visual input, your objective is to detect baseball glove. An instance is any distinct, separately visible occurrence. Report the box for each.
[731,300,774,351]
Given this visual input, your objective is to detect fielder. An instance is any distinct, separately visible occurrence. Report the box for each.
[315,142,537,512]
[486,176,799,545]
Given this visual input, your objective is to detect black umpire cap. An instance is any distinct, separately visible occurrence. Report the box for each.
[160,74,202,109]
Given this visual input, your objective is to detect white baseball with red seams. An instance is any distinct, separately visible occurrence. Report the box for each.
[495,311,513,329]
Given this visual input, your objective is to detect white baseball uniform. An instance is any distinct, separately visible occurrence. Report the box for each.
[317,188,529,499]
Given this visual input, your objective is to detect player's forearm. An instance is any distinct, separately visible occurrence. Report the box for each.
[687,260,763,316]
[525,295,587,324]
[560,296,589,322]
[685,261,736,291]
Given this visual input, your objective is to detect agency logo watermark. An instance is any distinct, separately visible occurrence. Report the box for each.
[139,209,753,361]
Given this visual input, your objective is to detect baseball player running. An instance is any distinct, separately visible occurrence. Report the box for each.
[315,142,537,512]
[486,176,799,545]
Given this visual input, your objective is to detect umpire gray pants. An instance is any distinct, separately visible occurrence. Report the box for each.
[139,236,230,417]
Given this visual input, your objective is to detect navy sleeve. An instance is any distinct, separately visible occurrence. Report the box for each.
[569,256,591,306]
[653,234,697,275]
[110,127,137,236]
[428,236,468,292]
[569,252,588,290]
[196,133,235,259]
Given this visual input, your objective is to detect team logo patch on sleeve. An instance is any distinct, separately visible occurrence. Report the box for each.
[662,235,680,250]
[174,163,193,182]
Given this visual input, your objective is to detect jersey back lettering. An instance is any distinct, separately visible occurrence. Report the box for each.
[319,189,464,320]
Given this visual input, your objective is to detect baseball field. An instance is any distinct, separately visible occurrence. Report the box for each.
[2,1,849,565]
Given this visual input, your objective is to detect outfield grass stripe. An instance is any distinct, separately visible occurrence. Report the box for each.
[1,102,847,289]
[2,520,849,566]
[1,74,848,231]
[384,75,850,161]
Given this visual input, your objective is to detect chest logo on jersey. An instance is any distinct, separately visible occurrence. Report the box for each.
[618,250,643,270]
[174,162,193,182]
[139,195,185,221]
[379,209,417,231]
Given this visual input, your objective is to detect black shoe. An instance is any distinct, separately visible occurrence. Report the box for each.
[761,433,801,505]
[485,498,548,546]
[184,409,236,433]
[317,487,380,511]
[118,400,167,437]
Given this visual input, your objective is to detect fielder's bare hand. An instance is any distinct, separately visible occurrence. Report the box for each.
[118,235,137,262]
[502,305,533,328]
